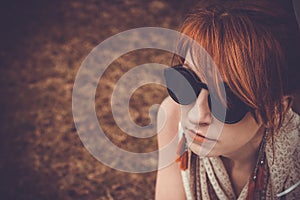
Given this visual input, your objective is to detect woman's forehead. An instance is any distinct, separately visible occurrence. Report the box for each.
[183,50,207,83]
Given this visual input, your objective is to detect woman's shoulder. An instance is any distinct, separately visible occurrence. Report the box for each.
[283,109,300,133]
[265,109,300,198]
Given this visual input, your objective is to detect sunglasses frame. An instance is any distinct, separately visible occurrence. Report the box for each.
[164,65,251,124]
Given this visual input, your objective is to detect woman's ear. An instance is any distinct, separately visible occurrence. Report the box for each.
[282,95,294,114]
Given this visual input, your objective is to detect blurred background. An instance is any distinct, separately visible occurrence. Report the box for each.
[0,1,299,200]
[0,0,198,199]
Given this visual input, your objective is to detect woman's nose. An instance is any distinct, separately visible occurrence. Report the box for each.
[187,90,212,126]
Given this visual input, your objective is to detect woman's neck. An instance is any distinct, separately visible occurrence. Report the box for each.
[221,125,265,196]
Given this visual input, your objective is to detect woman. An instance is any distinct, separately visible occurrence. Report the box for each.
[156,0,300,199]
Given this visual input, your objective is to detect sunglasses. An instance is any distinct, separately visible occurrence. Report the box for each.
[163,65,251,124]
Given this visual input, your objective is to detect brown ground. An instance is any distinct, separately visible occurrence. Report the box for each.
[0,0,198,199]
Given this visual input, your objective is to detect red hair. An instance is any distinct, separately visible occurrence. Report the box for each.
[174,0,300,130]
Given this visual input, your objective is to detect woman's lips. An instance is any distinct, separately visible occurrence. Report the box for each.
[186,129,216,143]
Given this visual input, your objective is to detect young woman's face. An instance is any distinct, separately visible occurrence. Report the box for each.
[180,91,264,157]
[180,55,264,157]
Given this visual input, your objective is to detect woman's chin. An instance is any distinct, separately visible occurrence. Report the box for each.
[188,142,217,157]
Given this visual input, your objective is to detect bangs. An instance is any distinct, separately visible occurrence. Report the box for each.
[173,18,229,108]
[171,0,298,130]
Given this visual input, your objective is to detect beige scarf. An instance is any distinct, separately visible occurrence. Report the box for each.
[180,109,300,199]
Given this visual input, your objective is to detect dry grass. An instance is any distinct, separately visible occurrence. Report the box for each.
[0,1,198,199]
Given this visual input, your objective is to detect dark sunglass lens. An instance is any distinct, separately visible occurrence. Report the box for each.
[164,66,250,123]
[223,107,248,124]
[208,84,249,124]
[164,67,200,105]
[224,85,249,123]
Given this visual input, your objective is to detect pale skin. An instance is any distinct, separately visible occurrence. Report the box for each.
[155,95,264,199]
[156,88,292,199]
[155,97,186,200]
[181,88,265,195]
[156,56,267,199]
[155,50,294,199]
